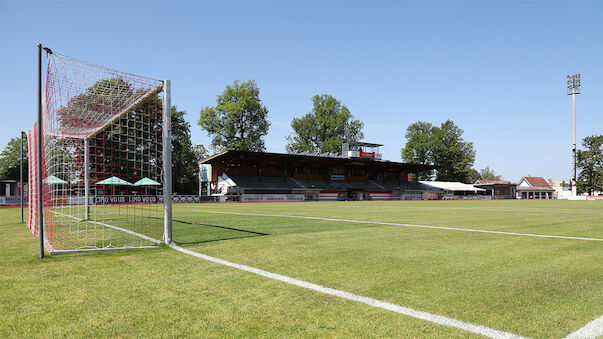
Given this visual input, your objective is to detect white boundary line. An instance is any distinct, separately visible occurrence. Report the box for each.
[192,210,603,242]
[169,243,525,339]
[564,314,603,339]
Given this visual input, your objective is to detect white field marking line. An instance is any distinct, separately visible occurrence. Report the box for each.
[169,243,525,339]
[564,314,603,339]
[49,210,161,244]
[193,210,603,242]
[374,206,603,214]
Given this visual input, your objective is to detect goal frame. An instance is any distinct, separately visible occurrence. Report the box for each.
[34,44,172,257]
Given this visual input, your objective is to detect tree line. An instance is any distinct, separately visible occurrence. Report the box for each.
[2,79,602,194]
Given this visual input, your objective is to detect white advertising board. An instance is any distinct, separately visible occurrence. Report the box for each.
[241,194,305,202]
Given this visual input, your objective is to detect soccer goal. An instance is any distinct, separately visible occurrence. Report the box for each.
[27,46,172,254]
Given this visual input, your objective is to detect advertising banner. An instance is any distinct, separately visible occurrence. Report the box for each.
[586,196,603,200]
[95,195,160,204]
[0,196,27,205]
[241,194,305,202]
[199,164,211,182]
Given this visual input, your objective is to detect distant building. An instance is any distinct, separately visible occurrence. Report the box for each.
[473,180,517,199]
[420,181,485,199]
[198,148,438,202]
[550,181,572,200]
[0,179,24,206]
[516,177,556,199]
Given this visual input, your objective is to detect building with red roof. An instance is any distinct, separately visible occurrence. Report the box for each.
[516,177,556,199]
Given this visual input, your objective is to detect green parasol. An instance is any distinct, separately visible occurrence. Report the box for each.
[95,176,132,186]
[44,175,67,185]
[133,177,161,186]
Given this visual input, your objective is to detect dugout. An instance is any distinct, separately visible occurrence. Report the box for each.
[198,150,438,201]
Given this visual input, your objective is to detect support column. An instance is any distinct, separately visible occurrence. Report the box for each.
[162,80,172,244]
[84,139,90,220]
[20,132,24,222]
[37,44,44,259]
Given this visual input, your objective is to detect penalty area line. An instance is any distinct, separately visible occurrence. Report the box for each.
[169,243,525,339]
[192,210,603,242]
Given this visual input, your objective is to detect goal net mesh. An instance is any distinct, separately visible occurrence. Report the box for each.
[27,52,166,253]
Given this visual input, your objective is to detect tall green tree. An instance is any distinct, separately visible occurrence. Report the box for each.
[286,94,364,154]
[432,120,475,182]
[401,120,475,182]
[193,144,209,161]
[0,136,27,181]
[172,107,209,195]
[577,134,603,195]
[401,121,438,180]
[198,80,269,152]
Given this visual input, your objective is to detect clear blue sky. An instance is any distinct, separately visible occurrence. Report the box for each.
[1,0,601,182]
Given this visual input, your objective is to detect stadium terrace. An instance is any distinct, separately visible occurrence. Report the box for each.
[198,149,439,202]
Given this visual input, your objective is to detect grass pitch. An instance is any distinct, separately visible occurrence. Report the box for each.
[1,200,601,338]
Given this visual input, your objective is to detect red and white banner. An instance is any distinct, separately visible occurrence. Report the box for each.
[359,151,375,159]
[586,196,603,200]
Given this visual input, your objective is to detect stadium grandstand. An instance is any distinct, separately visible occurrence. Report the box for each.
[198,143,439,202]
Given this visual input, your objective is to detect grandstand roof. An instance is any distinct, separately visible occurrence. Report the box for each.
[349,142,384,148]
[199,150,438,173]
[474,180,512,185]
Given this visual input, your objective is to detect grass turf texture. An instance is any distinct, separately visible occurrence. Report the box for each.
[1,200,601,337]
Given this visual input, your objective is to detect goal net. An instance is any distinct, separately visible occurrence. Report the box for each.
[27,51,171,253]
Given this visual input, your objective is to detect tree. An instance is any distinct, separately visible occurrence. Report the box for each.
[193,144,209,161]
[286,94,364,154]
[198,80,269,152]
[401,120,475,182]
[401,121,438,180]
[479,167,502,181]
[0,135,28,181]
[172,107,209,195]
[467,168,481,184]
[58,78,135,131]
[432,120,476,182]
[577,134,603,195]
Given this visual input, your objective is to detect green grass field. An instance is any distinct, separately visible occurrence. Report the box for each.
[1,200,601,338]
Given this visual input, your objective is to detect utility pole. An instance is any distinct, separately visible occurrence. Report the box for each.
[20,131,24,223]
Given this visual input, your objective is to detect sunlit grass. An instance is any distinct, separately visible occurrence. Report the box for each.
[1,200,601,337]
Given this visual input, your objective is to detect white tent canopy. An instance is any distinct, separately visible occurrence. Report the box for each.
[419,181,486,193]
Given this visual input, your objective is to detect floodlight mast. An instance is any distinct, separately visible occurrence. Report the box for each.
[567,74,581,197]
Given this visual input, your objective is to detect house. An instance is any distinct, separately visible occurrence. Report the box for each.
[516,177,556,199]
[474,180,517,199]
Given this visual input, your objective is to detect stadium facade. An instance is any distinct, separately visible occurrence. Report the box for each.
[198,146,439,202]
